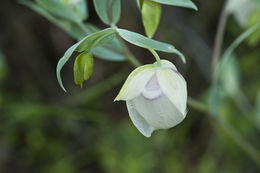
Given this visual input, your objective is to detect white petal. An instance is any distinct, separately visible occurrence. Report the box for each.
[126,100,154,137]
[154,59,177,71]
[142,75,163,100]
[156,68,187,115]
[133,94,185,130]
[114,64,155,101]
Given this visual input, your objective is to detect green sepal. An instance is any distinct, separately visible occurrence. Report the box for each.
[141,0,162,38]
[74,52,94,87]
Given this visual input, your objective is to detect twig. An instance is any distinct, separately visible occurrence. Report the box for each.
[211,1,229,74]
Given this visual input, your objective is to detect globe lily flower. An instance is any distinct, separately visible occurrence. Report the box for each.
[115,60,187,137]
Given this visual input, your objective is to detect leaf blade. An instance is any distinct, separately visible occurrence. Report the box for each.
[117,28,185,62]
[151,0,197,10]
[111,0,121,24]
[93,0,110,25]
[56,28,117,91]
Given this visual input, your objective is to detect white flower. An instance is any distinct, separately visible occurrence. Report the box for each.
[115,60,187,137]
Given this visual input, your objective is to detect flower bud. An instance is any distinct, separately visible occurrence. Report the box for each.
[115,60,187,137]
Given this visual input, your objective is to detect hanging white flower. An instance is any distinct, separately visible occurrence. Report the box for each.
[115,60,187,137]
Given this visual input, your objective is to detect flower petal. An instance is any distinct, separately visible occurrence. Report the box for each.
[114,64,155,101]
[142,75,163,100]
[126,100,154,137]
[133,95,185,131]
[154,59,177,70]
[156,68,187,115]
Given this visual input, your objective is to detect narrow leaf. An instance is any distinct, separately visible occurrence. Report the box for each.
[74,52,94,87]
[117,28,186,62]
[152,0,197,10]
[76,28,116,52]
[57,28,117,91]
[141,0,162,38]
[93,0,110,25]
[111,0,121,24]
[35,0,87,23]
[21,1,87,40]
[93,0,121,25]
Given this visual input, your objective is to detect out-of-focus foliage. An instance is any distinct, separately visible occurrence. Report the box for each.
[0,0,260,173]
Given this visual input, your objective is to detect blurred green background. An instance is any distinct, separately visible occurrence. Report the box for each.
[1,0,260,172]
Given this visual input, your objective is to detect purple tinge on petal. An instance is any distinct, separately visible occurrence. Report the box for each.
[141,75,163,100]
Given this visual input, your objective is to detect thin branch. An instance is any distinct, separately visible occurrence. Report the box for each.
[211,1,229,74]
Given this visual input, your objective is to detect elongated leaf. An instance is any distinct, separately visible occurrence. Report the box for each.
[93,0,121,25]
[117,28,186,62]
[57,28,117,91]
[35,0,87,23]
[92,47,125,61]
[76,28,116,52]
[22,1,125,62]
[141,0,161,38]
[93,0,110,25]
[21,1,86,40]
[67,0,89,20]
[152,0,197,10]
[74,52,94,87]
[111,0,121,24]
[57,43,81,92]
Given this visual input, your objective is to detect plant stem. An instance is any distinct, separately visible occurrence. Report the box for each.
[148,49,161,65]
[187,97,208,114]
[116,35,142,67]
[211,0,229,74]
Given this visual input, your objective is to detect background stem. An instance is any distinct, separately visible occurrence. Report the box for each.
[211,0,229,74]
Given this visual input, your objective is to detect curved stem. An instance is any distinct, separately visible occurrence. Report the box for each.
[148,49,161,65]
[211,0,229,74]
[116,35,142,67]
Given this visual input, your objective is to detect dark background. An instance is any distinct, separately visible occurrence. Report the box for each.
[1,0,260,172]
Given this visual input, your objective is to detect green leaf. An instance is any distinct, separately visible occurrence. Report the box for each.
[92,46,125,61]
[74,52,94,87]
[21,1,126,62]
[151,0,197,10]
[93,0,121,25]
[93,0,110,25]
[21,1,86,40]
[117,28,186,62]
[111,0,121,24]
[57,28,117,91]
[76,28,116,52]
[141,0,161,38]
[66,0,89,21]
[35,0,88,23]
[57,43,81,92]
